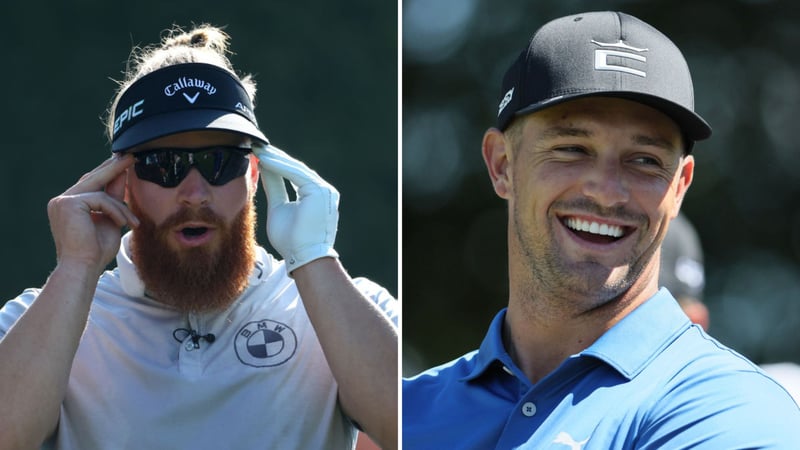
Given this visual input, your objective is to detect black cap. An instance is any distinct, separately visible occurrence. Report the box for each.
[660,213,705,300]
[496,11,711,146]
[111,63,269,152]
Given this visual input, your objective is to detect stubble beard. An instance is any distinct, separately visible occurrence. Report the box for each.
[128,197,258,313]
[511,198,646,313]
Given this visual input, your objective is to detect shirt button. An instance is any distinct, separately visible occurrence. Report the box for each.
[521,402,536,417]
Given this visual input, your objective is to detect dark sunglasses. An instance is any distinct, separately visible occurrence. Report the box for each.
[130,146,252,188]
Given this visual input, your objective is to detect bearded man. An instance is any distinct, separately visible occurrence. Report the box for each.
[0,25,398,450]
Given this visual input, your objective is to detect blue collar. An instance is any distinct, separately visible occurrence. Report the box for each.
[462,288,692,383]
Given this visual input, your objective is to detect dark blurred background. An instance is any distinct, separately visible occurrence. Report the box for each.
[0,3,397,303]
[403,0,800,374]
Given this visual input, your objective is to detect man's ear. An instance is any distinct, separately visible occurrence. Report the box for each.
[671,155,695,219]
[482,127,512,199]
[248,154,260,198]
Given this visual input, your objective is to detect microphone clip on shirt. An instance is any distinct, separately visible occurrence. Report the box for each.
[173,327,216,349]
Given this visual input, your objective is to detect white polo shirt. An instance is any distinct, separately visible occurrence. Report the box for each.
[0,233,398,449]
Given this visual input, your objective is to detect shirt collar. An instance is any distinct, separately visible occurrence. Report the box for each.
[580,288,691,379]
[116,231,273,298]
[461,288,691,382]
[462,308,516,382]
[117,231,146,297]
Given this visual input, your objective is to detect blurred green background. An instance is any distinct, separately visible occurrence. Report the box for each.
[403,0,800,374]
[0,2,397,303]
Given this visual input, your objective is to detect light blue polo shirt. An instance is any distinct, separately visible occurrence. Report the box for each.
[403,289,800,449]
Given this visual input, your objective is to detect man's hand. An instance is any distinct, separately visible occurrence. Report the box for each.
[0,154,140,449]
[253,144,339,273]
[46,154,139,275]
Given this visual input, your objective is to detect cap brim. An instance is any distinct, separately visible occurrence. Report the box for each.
[111,109,269,152]
[512,91,711,143]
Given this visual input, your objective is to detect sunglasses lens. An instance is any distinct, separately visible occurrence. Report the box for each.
[193,149,250,186]
[134,151,185,187]
[133,147,250,188]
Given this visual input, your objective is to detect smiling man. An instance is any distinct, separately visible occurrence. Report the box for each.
[403,11,800,449]
[0,25,397,450]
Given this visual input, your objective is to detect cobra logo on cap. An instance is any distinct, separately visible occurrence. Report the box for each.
[591,39,649,78]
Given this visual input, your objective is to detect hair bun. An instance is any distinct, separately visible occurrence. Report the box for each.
[162,25,230,54]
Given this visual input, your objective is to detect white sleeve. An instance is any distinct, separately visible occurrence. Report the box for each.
[0,288,41,339]
[352,278,398,328]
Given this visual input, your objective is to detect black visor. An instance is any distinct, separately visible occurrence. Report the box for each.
[111,63,269,152]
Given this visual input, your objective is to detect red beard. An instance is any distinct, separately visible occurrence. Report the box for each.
[128,197,257,313]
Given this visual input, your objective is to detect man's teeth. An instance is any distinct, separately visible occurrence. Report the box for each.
[565,218,624,238]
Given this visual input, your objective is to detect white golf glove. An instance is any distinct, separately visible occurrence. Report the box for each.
[253,144,340,273]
